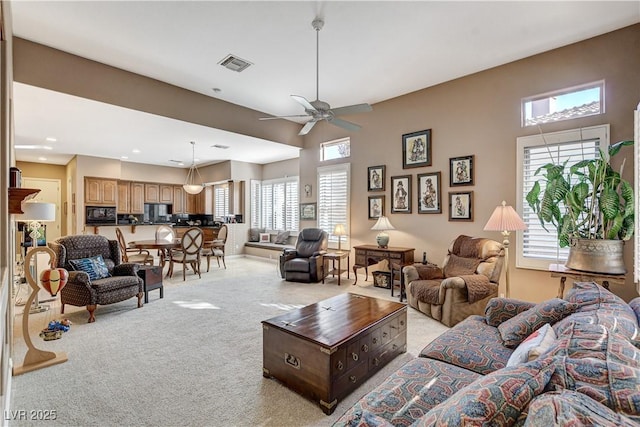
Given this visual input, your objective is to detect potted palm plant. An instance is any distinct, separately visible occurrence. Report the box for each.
[526,139,634,274]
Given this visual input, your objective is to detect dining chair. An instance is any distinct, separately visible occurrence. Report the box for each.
[115,227,154,265]
[155,225,176,268]
[202,224,228,271]
[167,227,204,281]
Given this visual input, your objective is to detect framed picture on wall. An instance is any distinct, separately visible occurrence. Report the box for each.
[448,191,474,221]
[417,172,441,214]
[402,129,432,169]
[368,195,385,219]
[299,203,317,220]
[449,155,474,186]
[367,165,385,192]
[391,175,412,213]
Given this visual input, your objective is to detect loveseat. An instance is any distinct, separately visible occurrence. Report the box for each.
[334,281,640,425]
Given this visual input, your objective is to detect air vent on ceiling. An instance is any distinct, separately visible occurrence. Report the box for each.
[219,54,252,72]
[212,144,230,149]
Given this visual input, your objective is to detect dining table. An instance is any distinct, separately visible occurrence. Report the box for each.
[129,238,181,268]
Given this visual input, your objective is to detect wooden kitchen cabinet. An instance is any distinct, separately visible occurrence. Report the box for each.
[85,178,117,205]
[117,181,130,214]
[173,186,185,214]
[185,192,198,214]
[144,184,160,203]
[160,185,173,204]
[131,182,144,214]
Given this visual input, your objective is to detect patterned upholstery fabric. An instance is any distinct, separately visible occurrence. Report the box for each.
[415,357,555,426]
[548,356,640,421]
[553,281,640,343]
[334,358,480,427]
[484,297,536,327]
[523,390,639,427]
[420,315,513,375]
[498,298,578,348]
[629,297,640,325]
[49,234,143,322]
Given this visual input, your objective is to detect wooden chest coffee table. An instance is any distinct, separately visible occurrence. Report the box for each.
[262,293,407,415]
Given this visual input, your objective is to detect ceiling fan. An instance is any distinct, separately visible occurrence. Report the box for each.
[260,18,372,136]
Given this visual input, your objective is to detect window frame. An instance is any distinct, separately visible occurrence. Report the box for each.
[317,163,350,248]
[320,137,351,161]
[516,124,609,271]
[253,176,299,233]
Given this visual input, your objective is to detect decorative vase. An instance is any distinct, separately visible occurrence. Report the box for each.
[565,238,626,275]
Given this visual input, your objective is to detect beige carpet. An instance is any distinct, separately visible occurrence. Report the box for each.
[9,257,449,427]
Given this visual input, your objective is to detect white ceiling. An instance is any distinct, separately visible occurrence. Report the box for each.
[10,1,640,167]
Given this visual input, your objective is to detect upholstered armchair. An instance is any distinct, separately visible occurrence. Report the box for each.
[404,235,504,327]
[280,228,328,282]
[48,234,144,323]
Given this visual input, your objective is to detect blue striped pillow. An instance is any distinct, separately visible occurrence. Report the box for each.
[69,255,111,280]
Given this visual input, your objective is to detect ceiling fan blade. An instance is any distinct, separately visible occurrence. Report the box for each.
[330,103,373,116]
[298,120,318,136]
[327,117,361,132]
[291,95,317,112]
[259,115,310,121]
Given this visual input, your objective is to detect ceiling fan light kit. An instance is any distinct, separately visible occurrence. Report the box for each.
[259,17,372,135]
[183,141,205,195]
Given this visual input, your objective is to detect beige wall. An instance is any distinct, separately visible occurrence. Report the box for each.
[301,24,640,303]
[263,158,299,180]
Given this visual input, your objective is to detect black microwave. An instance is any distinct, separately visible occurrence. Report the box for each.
[86,206,117,224]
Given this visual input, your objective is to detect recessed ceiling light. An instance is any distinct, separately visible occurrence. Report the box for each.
[15,144,53,150]
[45,137,57,142]
[132,149,141,153]
[121,156,129,159]
[38,156,47,161]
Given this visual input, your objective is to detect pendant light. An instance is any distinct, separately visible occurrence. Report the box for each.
[183,141,204,195]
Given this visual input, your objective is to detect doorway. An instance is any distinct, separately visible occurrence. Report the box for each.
[22,177,62,242]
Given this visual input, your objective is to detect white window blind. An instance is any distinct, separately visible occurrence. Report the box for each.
[259,177,298,232]
[516,125,609,270]
[318,164,350,245]
[214,183,229,220]
[250,180,260,228]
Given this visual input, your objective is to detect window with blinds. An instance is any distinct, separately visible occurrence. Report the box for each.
[516,125,609,270]
[255,177,299,232]
[318,164,350,245]
[214,183,229,220]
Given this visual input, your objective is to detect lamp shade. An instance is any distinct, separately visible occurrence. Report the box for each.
[183,141,204,194]
[371,216,395,231]
[483,201,526,232]
[333,224,346,236]
[15,201,56,222]
[183,183,204,195]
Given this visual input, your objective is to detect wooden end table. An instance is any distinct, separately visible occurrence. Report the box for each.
[549,263,626,298]
[323,251,350,286]
[137,265,164,303]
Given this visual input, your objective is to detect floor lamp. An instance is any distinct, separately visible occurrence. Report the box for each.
[483,201,527,298]
[15,201,56,313]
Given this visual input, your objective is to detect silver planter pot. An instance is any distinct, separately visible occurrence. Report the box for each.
[565,238,626,275]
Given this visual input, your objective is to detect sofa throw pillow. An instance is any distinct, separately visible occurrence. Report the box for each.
[274,230,290,245]
[498,298,578,348]
[416,357,555,426]
[248,228,263,242]
[506,324,556,367]
[69,255,111,281]
[485,298,536,327]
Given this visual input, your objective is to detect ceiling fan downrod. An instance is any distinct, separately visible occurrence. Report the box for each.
[312,18,324,102]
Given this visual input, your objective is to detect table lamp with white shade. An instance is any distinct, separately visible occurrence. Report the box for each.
[371,216,395,248]
[333,224,347,253]
[483,200,527,298]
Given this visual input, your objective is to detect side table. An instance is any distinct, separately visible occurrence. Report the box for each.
[137,265,164,303]
[549,263,626,298]
[323,252,350,286]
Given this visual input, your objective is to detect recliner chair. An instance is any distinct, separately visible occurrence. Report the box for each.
[280,228,328,282]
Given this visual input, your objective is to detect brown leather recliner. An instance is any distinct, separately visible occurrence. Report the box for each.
[280,228,328,282]
[404,235,504,327]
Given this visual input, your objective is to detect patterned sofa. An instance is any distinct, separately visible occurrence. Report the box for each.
[49,234,144,323]
[334,281,640,426]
